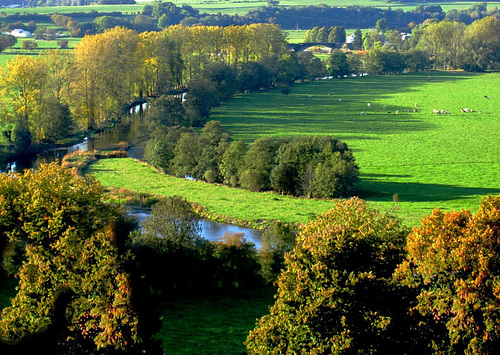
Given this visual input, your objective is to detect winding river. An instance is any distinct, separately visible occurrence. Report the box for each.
[1,103,264,247]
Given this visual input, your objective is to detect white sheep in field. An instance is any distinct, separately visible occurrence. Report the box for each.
[360,112,366,115]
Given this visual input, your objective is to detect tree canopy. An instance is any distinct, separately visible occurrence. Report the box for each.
[0,163,138,353]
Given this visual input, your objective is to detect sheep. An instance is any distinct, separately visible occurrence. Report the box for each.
[383,105,387,108]
[367,103,371,107]
[395,110,399,114]
[461,108,470,113]
[415,103,418,107]
[483,95,488,99]
[360,112,366,115]
[433,109,442,114]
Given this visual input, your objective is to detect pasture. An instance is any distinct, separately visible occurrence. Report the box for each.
[211,71,500,225]
[2,1,498,17]
[86,158,335,226]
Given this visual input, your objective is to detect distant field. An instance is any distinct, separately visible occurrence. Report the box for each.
[210,71,500,226]
[3,1,499,17]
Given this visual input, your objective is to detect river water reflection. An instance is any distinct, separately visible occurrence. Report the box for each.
[128,207,263,250]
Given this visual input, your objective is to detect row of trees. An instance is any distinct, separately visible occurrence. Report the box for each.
[247,195,500,354]
[146,119,359,199]
[358,16,500,72]
[303,25,347,44]
[0,24,287,152]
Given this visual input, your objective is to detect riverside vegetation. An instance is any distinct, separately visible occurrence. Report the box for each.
[2,9,500,355]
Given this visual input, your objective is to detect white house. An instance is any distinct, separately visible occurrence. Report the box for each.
[346,33,356,44]
[10,29,32,38]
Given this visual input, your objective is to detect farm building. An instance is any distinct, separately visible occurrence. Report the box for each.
[10,29,32,38]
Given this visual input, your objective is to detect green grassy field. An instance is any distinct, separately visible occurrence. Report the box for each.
[209,71,500,225]
[156,287,275,354]
[2,1,498,17]
[86,158,335,226]
[87,72,500,227]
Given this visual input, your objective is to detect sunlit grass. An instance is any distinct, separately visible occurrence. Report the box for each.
[86,158,335,226]
[211,71,500,225]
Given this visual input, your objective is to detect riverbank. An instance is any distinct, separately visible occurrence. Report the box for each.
[85,158,336,229]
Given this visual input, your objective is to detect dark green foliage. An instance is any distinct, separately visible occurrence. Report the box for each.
[246,198,409,354]
[240,137,282,192]
[238,62,272,91]
[0,35,16,52]
[211,233,261,290]
[328,26,346,43]
[297,51,325,80]
[353,28,363,50]
[270,136,359,198]
[328,49,351,78]
[128,197,262,295]
[259,221,296,285]
[12,118,31,153]
[220,140,247,186]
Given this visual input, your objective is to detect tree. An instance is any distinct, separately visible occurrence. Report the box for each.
[395,195,500,354]
[328,25,346,43]
[246,198,408,354]
[376,18,389,33]
[328,49,350,78]
[72,27,140,129]
[460,16,500,72]
[0,163,138,352]
[0,35,16,52]
[219,140,247,186]
[353,28,363,50]
[259,221,296,285]
[141,196,201,246]
[196,120,231,181]
[211,232,261,289]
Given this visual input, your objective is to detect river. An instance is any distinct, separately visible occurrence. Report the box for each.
[1,102,264,247]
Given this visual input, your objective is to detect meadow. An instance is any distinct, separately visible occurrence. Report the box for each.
[86,158,335,227]
[209,71,500,225]
[2,1,499,16]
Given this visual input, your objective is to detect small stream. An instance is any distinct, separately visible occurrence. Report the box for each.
[1,102,264,246]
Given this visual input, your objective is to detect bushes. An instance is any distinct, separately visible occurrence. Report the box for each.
[247,195,500,353]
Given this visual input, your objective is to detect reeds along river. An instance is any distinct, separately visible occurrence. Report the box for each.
[1,102,264,247]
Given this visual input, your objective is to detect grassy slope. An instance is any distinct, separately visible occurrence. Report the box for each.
[211,71,500,226]
[86,158,334,226]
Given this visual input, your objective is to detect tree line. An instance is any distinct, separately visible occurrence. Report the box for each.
[144,117,359,199]
[0,24,287,153]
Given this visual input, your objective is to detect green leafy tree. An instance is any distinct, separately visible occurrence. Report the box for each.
[0,163,138,353]
[259,221,296,285]
[219,140,247,186]
[396,195,500,354]
[353,28,363,50]
[328,26,346,43]
[246,198,408,354]
[328,49,350,78]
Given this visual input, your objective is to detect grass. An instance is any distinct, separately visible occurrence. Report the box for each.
[2,1,498,17]
[156,287,275,354]
[209,71,500,226]
[86,72,500,227]
[86,158,335,227]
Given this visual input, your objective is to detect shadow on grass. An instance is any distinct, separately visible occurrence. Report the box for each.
[219,72,478,138]
[360,179,500,203]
